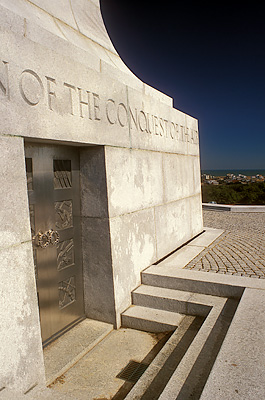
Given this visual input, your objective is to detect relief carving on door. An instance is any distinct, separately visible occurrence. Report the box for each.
[25,144,84,345]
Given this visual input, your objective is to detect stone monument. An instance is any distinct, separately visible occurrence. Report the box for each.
[0,0,203,393]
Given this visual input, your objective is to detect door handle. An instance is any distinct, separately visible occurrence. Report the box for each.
[33,229,60,248]
[33,231,50,248]
[48,229,60,246]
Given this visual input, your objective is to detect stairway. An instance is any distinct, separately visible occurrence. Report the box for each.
[121,271,242,400]
[121,303,184,333]
[121,283,222,333]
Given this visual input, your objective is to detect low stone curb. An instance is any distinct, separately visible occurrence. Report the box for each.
[202,203,265,212]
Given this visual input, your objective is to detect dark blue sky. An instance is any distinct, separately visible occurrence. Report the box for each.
[100,1,265,170]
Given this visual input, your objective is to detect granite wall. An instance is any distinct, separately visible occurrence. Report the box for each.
[0,0,203,391]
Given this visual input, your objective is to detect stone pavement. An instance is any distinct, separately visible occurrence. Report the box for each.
[49,328,163,400]
[185,210,265,279]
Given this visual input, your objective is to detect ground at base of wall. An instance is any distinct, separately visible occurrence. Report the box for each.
[49,328,165,400]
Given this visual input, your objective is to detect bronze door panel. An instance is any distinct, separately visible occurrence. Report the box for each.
[25,144,84,345]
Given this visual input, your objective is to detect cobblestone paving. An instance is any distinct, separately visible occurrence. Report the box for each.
[185,210,265,279]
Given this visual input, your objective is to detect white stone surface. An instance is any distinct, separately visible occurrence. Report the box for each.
[132,285,218,316]
[0,0,173,105]
[146,228,225,273]
[50,328,159,400]
[159,245,208,270]
[0,242,45,392]
[25,17,100,72]
[143,263,265,301]
[163,154,199,202]
[0,23,200,154]
[0,0,203,392]
[0,135,45,392]
[0,136,31,247]
[44,318,113,385]
[0,0,199,154]
[80,146,109,218]
[144,82,173,106]
[82,216,116,325]
[80,145,203,327]
[190,194,204,236]
[188,227,224,247]
[124,316,196,400]
[71,0,118,52]
[122,305,184,332]
[127,85,199,154]
[155,197,200,259]
[105,147,163,217]
[30,0,79,30]
[110,208,157,321]
[0,2,25,36]
[103,145,202,324]
[158,299,227,400]
[0,0,68,40]
[200,288,265,399]
[0,0,117,53]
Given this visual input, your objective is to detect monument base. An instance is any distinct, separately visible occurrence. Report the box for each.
[0,0,202,392]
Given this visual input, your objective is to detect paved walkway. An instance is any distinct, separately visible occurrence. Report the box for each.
[185,210,265,279]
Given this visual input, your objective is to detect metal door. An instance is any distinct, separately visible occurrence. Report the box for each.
[25,143,84,345]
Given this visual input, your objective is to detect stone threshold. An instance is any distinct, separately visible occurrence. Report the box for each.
[43,319,113,386]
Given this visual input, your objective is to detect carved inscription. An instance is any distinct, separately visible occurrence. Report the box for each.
[19,69,44,106]
[0,60,9,99]
[104,100,198,143]
[0,59,199,144]
[46,76,56,111]
[64,82,75,115]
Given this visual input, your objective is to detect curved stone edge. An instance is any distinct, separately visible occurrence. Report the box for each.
[0,0,173,105]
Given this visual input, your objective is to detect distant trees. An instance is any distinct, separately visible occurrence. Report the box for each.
[202,182,265,204]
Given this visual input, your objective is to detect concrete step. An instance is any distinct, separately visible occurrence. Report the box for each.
[132,285,220,316]
[121,305,184,333]
[124,297,239,400]
[141,267,243,299]
[123,315,200,400]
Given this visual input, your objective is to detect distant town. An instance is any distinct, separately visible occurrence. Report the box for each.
[201,171,265,205]
[201,172,265,185]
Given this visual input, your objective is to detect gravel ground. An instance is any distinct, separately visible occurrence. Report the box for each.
[185,210,265,279]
